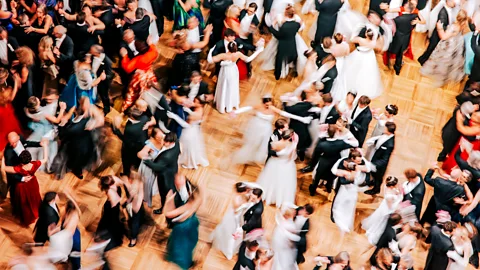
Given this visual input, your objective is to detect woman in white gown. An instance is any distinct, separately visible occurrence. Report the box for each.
[166,99,209,169]
[212,42,264,113]
[390,223,422,270]
[260,3,308,78]
[257,129,298,207]
[231,95,313,165]
[446,226,474,270]
[337,28,384,100]
[271,205,301,270]
[137,0,160,44]
[331,150,371,233]
[362,176,403,245]
[210,182,260,260]
[137,128,164,207]
[370,104,398,138]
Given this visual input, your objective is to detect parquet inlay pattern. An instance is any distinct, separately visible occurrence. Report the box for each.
[0,0,473,269]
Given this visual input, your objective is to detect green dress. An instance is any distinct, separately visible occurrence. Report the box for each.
[172,0,205,31]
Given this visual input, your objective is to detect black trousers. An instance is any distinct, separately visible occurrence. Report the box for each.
[370,170,385,192]
[129,205,144,239]
[150,0,166,37]
[121,144,142,176]
[98,83,111,115]
[418,36,440,65]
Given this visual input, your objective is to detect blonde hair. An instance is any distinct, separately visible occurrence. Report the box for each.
[37,4,47,16]
[15,47,35,67]
[226,5,240,18]
[456,9,468,24]
[39,36,53,52]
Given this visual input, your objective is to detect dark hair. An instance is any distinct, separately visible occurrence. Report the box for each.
[347,91,357,98]
[90,44,104,54]
[281,129,294,140]
[304,204,314,215]
[227,42,238,53]
[191,70,201,78]
[385,176,398,187]
[358,95,371,106]
[385,122,396,134]
[322,93,333,104]
[224,28,236,37]
[367,10,381,19]
[462,169,473,182]
[0,26,6,33]
[322,37,332,49]
[366,29,374,40]
[334,33,343,44]
[348,149,362,160]
[99,175,115,191]
[44,88,59,97]
[43,191,57,203]
[135,40,150,55]
[26,96,39,113]
[304,49,316,58]
[235,182,247,193]
[252,188,263,198]
[443,221,458,232]
[274,119,287,130]
[129,108,143,120]
[385,104,399,115]
[135,7,145,20]
[65,200,76,215]
[248,2,258,10]
[262,97,272,104]
[246,240,259,249]
[389,213,402,226]
[300,90,307,101]
[164,132,177,143]
[404,168,418,179]
[19,150,32,164]
[327,124,337,138]
[151,127,163,139]
[176,84,190,97]
[76,11,86,24]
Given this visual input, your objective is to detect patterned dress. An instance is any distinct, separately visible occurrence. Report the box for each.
[420,24,465,87]
[172,0,205,31]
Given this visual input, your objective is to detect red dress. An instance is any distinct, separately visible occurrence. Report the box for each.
[442,137,480,174]
[0,102,23,150]
[222,18,249,80]
[382,7,418,66]
[13,161,42,225]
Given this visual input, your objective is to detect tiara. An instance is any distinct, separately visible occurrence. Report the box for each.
[263,93,273,99]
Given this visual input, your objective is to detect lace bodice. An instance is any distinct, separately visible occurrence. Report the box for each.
[220,60,236,66]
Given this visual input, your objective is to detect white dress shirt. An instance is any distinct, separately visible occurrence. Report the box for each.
[366,134,394,167]
[403,177,421,195]
[445,6,453,25]
[188,82,200,101]
[55,34,66,49]
[178,185,190,203]
[240,14,255,39]
[352,106,367,121]
[49,201,59,214]
[13,143,26,156]
[319,104,334,124]
[0,39,8,65]
[128,41,139,56]
[187,27,202,53]
[92,54,104,74]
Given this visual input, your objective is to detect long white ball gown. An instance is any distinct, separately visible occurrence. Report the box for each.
[271,212,301,270]
[233,111,275,164]
[215,60,240,113]
[260,10,308,78]
[138,0,160,44]
[210,195,253,260]
[257,138,298,207]
[361,186,403,245]
[331,159,370,233]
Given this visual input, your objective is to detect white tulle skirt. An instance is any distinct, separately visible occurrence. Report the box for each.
[233,116,273,165]
[416,0,431,33]
[340,48,383,100]
[179,123,209,169]
[260,35,308,78]
[215,61,240,113]
[332,183,359,233]
[257,156,297,207]
[330,56,348,103]
[308,8,366,41]
[210,206,243,260]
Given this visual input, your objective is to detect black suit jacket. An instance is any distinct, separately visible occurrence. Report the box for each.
[0,36,19,68]
[424,169,465,215]
[94,54,114,91]
[68,24,102,55]
[370,136,395,175]
[370,222,398,265]
[56,35,74,79]
[122,15,151,42]
[3,138,41,186]
[145,141,181,191]
[233,242,256,270]
[34,202,60,243]
[312,105,339,124]
[370,0,391,17]
[425,225,454,270]
[471,33,480,81]
[269,21,300,61]
[242,201,263,233]
[267,129,282,160]
[284,101,313,150]
[403,173,426,219]
[313,138,352,182]
[349,105,372,147]
[296,218,309,259]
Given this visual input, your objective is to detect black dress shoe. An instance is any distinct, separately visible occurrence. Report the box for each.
[300,165,314,173]
[153,208,163,215]
[358,182,368,187]
[364,189,380,195]
[298,151,305,161]
[394,65,401,75]
[128,240,137,247]
[308,184,316,196]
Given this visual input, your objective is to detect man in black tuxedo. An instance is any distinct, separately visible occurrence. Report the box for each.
[34,192,60,243]
[369,213,402,265]
[0,26,19,68]
[317,93,339,125]
[90,45,113,114]
[116,7,151,42]
[314,0,343,45]
[349,95,372,147]
[420,165,472,225]
[424,222,457,270]
[4,132,42,215]
[239,3,260,47]
[267,119,289,161]
[364,122,396,195]
[369,0,390,18]
[437,102,471,162]
[284,91,314,161]
[68,12,102,55]
[118,30,138,97]
[268,7,300,80]
[402,169,425,220]
[316,55,337,94]
[144,133,181,214]
[295,204,314,264]
[151,0,172,38]
[304,125,357,194]
[205,0,233,47]
[233,240,259,270]
[52,25,74,87]
[469,21,480,88]
[418,0,455,65]
[242,188,264,233]
[188,71,213,102]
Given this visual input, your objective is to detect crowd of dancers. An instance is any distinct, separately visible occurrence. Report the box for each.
[1,0,480,269]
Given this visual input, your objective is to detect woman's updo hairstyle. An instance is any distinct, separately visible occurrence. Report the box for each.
[304,49,316,58]
[235,182,248,193]
[334,33,343,44]
[385,176,398,187]
[99,175,115,191]
[19,150,32,165]
[281,129,294,140]
[366,28,374,40]
[227,42,238,53]
[385,104,399,115]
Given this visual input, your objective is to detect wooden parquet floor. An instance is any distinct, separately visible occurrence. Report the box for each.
[0,0,473,269]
